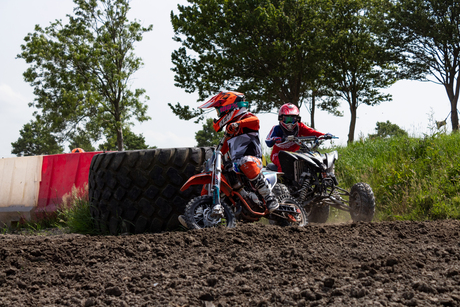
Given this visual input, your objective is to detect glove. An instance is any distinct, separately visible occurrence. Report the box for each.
[286,135,295,141]
[324,133,333,139]
[226,123,240,136]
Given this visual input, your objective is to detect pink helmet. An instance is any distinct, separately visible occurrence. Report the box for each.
[278,103,300,131]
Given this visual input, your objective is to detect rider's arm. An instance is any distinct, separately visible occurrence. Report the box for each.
[298,122,325,137]
[221,140,229,155]
[265,125,284,148]
[236,113,260,131]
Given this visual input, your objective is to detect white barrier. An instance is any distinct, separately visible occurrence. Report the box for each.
[0,156,43,226]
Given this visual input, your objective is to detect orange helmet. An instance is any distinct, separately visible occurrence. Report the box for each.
[199,91,249,132]
[71,148,85,153]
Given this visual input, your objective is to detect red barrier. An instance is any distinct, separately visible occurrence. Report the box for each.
[36,152,102,212]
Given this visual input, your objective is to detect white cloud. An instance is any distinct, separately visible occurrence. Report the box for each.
[0,84,35,158]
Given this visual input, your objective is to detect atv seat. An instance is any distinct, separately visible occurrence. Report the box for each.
[266,163,278,172]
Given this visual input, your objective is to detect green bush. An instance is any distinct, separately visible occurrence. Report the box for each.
[334,133,460,221]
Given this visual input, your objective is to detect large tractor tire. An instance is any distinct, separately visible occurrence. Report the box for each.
[88,147,212,234]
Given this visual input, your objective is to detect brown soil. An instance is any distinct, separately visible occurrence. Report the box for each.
[1,220,460,307]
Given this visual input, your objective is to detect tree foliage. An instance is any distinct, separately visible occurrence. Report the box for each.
[68,130,96,152]
[170,0,401,143]
[11,117,63,156]
[322,0,399,143]
[97,126,150,151]
[17,0,152,151]
[388,0,460,131]
[195,118,224,147]
[169,0,329,121]
[369,120,408,139]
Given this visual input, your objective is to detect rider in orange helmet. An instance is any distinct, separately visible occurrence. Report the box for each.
[71,148,85,153]
[201,91,279,212]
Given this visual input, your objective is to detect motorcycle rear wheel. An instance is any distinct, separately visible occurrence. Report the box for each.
[349,183,375,222]
[272,183,289,196]
[271,194,308,227]
[184,196,236,229]
[274,183,329,223]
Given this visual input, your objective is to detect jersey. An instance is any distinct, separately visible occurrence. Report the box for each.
[265,122,324,171]
[221,112,262,161]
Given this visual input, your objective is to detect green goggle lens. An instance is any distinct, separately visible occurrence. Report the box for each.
[283,116,298,124]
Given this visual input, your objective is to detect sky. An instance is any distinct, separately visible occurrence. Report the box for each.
[0,1,453,159]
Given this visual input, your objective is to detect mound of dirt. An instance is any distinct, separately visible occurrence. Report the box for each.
[1,220,460,306]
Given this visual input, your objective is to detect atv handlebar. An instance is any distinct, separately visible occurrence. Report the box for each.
[290,134,338,143]
[290,134,338,151]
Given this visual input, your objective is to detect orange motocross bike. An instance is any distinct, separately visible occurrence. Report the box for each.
[180,136,307,230]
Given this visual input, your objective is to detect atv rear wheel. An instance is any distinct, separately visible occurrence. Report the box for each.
[349,182,375,222]
[184,196,236,229]
[305,204,330,224]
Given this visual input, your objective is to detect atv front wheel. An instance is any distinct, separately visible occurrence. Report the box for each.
[349,183,375,222]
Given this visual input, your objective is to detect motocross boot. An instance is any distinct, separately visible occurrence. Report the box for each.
[178,215,188,229]
[252,174,279,213]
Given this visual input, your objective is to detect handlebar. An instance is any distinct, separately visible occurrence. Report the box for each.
[282,134,338,151]
[288,134,338,142]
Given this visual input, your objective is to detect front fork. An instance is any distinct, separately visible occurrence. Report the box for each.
[211,152,224,217]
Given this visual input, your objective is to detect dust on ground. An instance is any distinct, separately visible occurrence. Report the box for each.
[1,220,460,306]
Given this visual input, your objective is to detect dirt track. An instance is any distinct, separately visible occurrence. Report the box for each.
[1,220,460,307]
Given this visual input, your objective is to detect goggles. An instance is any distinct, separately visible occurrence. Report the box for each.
[215,101,249,117]
[283,116,298,124]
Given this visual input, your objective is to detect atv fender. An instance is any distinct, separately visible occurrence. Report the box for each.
[322,151,338,170]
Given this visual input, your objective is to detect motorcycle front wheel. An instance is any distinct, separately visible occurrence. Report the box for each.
[183,196,236,229]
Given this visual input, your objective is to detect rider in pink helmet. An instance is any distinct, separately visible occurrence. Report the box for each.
[266,103,327,172]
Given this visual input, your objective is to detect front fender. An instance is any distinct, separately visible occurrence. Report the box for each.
[180,172,233,196]
[180,173,212,192]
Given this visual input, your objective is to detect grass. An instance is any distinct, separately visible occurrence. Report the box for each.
[333,132,460,221]
[2,184,102,236]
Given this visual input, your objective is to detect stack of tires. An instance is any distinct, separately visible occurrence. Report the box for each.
[88,147,211,234]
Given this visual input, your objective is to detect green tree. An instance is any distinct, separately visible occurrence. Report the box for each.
[388,0,460,132]
[98,127,150,151]
[11,117,64,156]
[322,0,399,143]
[195,118,224,147]
[17,0,152,151]
[368,120,408,139]
[68,130,96,152]
[169,0,330,122]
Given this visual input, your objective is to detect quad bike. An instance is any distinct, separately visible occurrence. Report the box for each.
[180,136,308,230]
[267,135,375,223]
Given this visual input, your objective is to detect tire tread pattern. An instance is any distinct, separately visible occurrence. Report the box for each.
[89,147,212,234]
[349,182,375,222]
